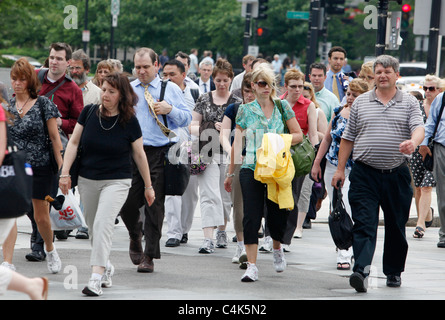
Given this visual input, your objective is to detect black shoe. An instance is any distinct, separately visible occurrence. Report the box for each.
[55,230,69,240]
[386,275,401,287]
[75,228,89,239]
[349,272,367,293]
[437,240,445,248]
[25,250,46,262]
[165,238,180,247]
[303,218,312,229]
[180,233,188,244]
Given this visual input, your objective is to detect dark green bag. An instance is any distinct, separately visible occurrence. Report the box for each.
[275,99,315,177]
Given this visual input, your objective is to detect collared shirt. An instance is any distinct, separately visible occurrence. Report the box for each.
[38,70,83,135]
[236,99,295,171]
[131,76,192,147]
[314,86,338,123]
[421,92,445,147]
[82,80,101,106]
[198,78,211,93]
[342,88,424,170]
[325,70,351,102]
[279,92,312,135]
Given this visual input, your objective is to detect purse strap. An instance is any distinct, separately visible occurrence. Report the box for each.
[274,99,290,134]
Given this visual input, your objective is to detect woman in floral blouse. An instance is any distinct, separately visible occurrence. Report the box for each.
[311,78,369,270]
[191,58,242,254]
[7,58,63,274]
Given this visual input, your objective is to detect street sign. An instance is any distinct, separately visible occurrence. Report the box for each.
[248,45,259,57]
[241,2,259,18]
[111,0,120,16]
[413,0,445,35]
[286,11,310,20]
[386,11,402,50]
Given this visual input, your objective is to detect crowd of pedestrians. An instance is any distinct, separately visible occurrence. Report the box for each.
[0,42,444,298]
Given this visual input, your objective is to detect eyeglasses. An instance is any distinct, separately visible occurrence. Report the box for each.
[255,81,271,88]
[423,86,437,92]
[288,85,304,90]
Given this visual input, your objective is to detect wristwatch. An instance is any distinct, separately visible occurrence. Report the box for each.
[226,173,235,178]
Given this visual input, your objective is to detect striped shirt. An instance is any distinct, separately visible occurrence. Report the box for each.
[342,88,423,170]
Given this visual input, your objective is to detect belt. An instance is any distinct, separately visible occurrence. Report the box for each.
[355,160,407,174]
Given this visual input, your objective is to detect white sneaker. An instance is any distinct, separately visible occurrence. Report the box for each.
[232,245,243,263]
[45,246,62,274]
[199,239,215,254]
[273,247,286,273]
[101,262,115,288]
[216,230,228,248]
[1,262,16,271]
[82,278,103,296]
[259,236,272,252]
[241,263,258,282]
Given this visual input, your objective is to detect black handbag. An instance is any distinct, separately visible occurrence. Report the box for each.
[0,127,33,218]
[70,105,96,188]
[424,94,445,171]
[159,80,190,196]
[328,183,353,250]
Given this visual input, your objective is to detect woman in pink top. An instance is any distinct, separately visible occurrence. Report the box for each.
[280,69,319,245]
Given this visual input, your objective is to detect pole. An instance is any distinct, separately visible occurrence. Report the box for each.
[426,0,441,74]
[243,3,252,56]
[83,0,89,53]
[110,15,114,59]
[305,0,320,80]
[375,0,389,56]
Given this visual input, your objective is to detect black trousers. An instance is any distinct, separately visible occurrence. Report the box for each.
[348,161,413,277]
[119,145,168,259]
[239,168,289,245]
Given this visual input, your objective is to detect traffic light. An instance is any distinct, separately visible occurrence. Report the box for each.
[256,27,268,37]
[326,0,345,15]
[401,3,411,30]
[257,0,268,20]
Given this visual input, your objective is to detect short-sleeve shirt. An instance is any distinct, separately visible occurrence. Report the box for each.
[194,92,242,123]
[0,105,6,121]
[342,88,424,170]
[8,96,60,167]
[326,105,354,169]
[77,104,142,180]
[236,99,295,171]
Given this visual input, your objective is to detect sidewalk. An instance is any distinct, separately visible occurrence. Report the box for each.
[1,187,444,301]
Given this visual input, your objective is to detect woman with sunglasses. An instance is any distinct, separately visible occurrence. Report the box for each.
[410,75,443,238]
[280,68,319,243]
[224,63,303,282]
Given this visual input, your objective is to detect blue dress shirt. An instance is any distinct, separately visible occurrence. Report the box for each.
[131,76,192,147]
[422,92,445,147]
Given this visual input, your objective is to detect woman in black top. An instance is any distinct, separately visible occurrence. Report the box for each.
[59,73,154,297]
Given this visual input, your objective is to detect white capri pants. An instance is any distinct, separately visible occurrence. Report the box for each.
[0,218,16,295]
[196,155,231,229]
[78,177,131,267]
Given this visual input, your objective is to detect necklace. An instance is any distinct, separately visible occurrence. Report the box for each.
[99,112,120,131]
[16,97,31,114]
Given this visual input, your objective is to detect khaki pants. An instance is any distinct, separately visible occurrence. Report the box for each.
[78,177,131,267]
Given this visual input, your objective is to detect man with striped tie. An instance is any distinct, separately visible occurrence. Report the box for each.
[119,47,192,274]
[331,55,424,293]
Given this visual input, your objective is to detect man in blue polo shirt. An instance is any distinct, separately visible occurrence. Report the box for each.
[119,47,192,273]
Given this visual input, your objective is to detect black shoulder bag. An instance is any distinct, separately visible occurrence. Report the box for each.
[328,181,353,250]
[160,80,190,196]
[0,127,33,218]
[424,94,445,171]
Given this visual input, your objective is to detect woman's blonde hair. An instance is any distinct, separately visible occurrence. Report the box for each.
[348,78,369,94]
[424,74,445,90]
[251,62,278,100]
[303,82,320,109]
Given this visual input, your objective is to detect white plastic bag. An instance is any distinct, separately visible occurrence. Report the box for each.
[49,189,87,231]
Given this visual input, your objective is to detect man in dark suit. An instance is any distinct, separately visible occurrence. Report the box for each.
[195,60,215,93]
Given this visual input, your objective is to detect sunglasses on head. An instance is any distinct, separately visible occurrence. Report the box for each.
[255,81,272,88]
[423,86,436,92]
